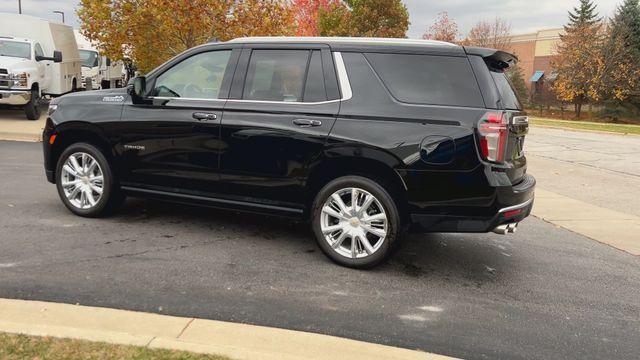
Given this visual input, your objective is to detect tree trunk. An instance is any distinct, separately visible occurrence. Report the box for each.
[574,101,583,119]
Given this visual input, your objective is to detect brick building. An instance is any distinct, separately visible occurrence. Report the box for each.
[509,28,563,96]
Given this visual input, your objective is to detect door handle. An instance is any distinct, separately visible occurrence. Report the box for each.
[192,112,218,121]
[292,119,322,127]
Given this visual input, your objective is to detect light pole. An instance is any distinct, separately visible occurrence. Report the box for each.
[53,10,65,23]
[18,0,21,14]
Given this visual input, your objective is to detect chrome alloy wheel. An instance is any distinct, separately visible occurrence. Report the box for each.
[60,152,104,210]
[320,187,388,259]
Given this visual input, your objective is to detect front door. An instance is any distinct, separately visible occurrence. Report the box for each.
[219,47,341,210]
[118,48,238,196]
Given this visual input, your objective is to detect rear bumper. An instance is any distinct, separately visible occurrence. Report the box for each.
[410,173,535,233]
[0,89,30,105]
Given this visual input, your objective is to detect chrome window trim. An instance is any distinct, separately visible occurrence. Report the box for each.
[147,52,353,106]
[333,52,352,102]
[147,96,226,102]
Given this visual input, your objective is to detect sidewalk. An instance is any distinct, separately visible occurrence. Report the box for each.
[532,189,640,256]
[0,298,453,360]
[0,108,45,142]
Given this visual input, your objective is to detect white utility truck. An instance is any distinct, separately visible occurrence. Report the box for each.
[74,30,124,90]
[0,13,81,120]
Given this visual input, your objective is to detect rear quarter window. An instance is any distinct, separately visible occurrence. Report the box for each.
[491,70,522,110]
[364,53,484,108]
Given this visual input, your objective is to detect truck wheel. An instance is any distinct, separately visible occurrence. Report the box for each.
[311,176,403,269]
[101,80,110,89]
[24,89,41,120]
[55,143,125,217]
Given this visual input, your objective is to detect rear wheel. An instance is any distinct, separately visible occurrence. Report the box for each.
[311,176,402,268]
[55,143,124,217]
[24,88,41,120]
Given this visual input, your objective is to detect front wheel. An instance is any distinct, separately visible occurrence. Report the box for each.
[311,176,403,268]
[24,89,41,120]
[55,143,124,217]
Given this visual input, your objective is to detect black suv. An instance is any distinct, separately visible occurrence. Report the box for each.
[43,37,535,268]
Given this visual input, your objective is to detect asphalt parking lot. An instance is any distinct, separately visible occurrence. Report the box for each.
[0,140,639,360]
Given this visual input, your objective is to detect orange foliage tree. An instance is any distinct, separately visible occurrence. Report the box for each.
[293,0,339,36]
[422,12,458,43]
[463,18,512,51]
[77,0,296,73]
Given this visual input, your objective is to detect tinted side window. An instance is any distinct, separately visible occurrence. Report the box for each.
[303,50,327,102]
[243,50,309,102]
[153,50,231,99]
[365,53,484,108]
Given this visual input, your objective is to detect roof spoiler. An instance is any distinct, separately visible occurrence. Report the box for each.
[464,46,518,70]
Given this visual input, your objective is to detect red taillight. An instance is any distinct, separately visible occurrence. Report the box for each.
[503,209,523,218]
[478,112,508,163]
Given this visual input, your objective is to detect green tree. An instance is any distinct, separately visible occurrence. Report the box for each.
[601,0,640,113]
[507,64,529,106]
[566,0,601,30]
[610,0,640,56]
[318,0,410,38]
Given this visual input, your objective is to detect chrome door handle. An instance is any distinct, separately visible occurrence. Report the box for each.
[292,119,322,127]
[192,112,217,121]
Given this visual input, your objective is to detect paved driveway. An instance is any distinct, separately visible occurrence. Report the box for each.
[0,141,638,360]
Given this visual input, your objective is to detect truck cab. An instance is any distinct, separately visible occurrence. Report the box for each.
[0,36,61,119]
[75,30,124,90]
[0,13,82,120]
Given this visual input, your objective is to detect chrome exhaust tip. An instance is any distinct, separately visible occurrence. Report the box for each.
[493,224,509,235]
[493,223,518,235]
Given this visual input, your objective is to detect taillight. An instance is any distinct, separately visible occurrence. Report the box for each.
[478,112,508,163]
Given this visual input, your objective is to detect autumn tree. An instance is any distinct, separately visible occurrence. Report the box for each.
[318,0,410,38]
[551,0,603,118]
[463,17,512,51]
[422,12,458,43]
[77,0,296,73]
[293,0,340,36]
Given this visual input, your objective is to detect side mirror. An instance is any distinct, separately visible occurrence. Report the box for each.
[35,50,63,63]
[106,58,111,67]
[129,76,147,100]
[53,50,63,63]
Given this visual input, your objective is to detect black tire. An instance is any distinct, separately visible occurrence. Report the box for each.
[55,143,125,217]
[101,80,111,89]
[311,176,403,269]
[24,89,41,120]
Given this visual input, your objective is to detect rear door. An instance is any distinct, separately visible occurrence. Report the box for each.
[218,44,340,212]
[490,69,528,179]
[468,52,529,184]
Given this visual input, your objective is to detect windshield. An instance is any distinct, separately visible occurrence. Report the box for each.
[491,70,523,111]
[0,40,31,59]
[79,49,99,68]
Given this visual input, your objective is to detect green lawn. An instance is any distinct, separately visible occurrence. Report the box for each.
[529,117,640,135]
[0,333,232,360]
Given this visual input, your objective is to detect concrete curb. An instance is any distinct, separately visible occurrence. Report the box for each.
[0,131,42,142]
[0,298,455,360]
[532,189,640,256]
[529,123,640,137]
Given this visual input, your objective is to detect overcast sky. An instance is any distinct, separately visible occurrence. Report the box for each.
[0,0,623,38]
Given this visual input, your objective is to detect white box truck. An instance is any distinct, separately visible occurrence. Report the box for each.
[74,30,124,90]
[0,13,82,120]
